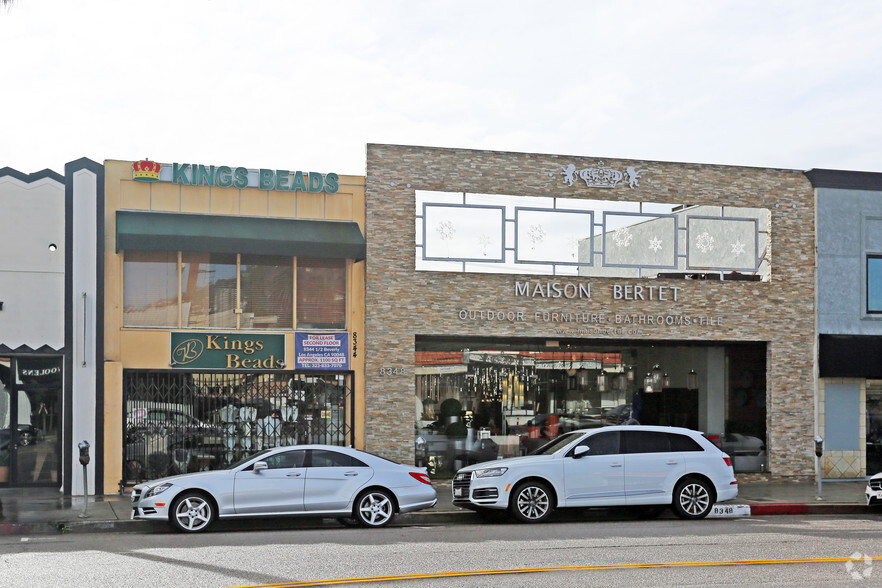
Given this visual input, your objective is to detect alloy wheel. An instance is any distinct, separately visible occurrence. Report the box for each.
[513,483,551,522]
[356,491,394,527]
[676,480,712,518]
[172,494,214,532]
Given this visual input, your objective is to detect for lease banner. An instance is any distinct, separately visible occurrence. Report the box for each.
[294,332,350,370]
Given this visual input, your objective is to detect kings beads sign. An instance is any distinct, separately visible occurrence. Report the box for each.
[131,159,339,194]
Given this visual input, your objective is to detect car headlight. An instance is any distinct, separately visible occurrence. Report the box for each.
[145,482,173,498]
[473,467,508,478]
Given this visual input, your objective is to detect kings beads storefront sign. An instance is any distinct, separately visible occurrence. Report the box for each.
[170,332,285,370]
[131,159,339,194]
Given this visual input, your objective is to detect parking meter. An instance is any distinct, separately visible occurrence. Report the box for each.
[415,436,427,468]
[78,441,90,517]
[78,440,91,465]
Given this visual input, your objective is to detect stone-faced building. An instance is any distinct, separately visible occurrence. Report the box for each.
[365,144,815,477]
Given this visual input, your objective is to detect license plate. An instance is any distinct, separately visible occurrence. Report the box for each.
[708,504,751,518]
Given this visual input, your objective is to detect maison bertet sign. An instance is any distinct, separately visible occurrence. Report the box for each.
[456,280,723,336]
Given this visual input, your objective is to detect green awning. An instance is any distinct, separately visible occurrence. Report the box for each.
[116,210,365,260]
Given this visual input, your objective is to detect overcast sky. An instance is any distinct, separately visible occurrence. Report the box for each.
[2,0,881,176]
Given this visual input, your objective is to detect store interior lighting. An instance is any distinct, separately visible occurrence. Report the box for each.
[596,370,607,392]
[687,369,698,391]
[651,364,663,389]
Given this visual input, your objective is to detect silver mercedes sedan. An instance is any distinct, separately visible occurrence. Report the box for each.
[131,445,437,532]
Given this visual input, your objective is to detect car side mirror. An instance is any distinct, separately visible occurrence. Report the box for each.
[573,445,589,459]
[253,461,268,472]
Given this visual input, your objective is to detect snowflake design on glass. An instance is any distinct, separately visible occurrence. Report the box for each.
[527,224,546,250]
[435,220,456,241]
[612,226,633,248]
[695,231,715,253]
[730,239,746,256]
[648,236,663,252]
[478,234,492,257]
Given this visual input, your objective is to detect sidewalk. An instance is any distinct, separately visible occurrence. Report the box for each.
[0,478,873,536]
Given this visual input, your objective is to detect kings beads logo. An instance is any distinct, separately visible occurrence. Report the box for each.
[132,159,162,182]
[172,338,205,365]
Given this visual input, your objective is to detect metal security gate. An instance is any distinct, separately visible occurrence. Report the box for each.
[122,370,354,485]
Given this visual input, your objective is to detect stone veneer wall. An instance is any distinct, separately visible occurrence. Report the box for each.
[364,144,816,476]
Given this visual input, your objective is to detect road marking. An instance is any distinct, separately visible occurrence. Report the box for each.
[227,556,882,587]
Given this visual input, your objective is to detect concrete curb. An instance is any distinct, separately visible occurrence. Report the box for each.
[0,502,872,536]
[37,504,878,535]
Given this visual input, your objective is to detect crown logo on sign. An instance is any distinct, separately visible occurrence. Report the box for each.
[561,161,625,189]
[132,159,162,182]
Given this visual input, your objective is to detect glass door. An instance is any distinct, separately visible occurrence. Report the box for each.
[2,357,63,486]
[866,382,882,475]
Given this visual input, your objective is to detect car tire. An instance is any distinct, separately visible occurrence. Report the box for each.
[510,481,554,523]
[19,431,33,446]
[354,489,395,528]
[169,492,216,533]
[672,478,714,519]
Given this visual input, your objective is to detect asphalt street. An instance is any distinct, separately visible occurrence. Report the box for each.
[2,514,882,587]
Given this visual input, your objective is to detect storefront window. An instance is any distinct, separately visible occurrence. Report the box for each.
[123,250,348,331]
[0,357,62,486]
[297,258,346,329]
[413,337,768,476]
[866,382,882,474]
[123,251,178,327]
[122,371,353,483]
[241,255,293,329]
[415,191,771,281]
[182,252,237,328]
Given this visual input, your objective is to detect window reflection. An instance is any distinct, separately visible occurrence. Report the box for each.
[297,258,346,330]
[182,253,237,329]
[122,252,347,330]
[241,255,293,329]
[413,338,768,475]
[123,251,178,327]
[416,191,771,280]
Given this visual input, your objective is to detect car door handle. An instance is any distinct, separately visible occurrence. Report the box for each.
[666,461,678,465]
[344,472,359,476]
[610,463,623,468]
[286,472,302,477]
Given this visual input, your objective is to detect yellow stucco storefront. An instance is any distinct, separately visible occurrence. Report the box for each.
[101,159,366,493]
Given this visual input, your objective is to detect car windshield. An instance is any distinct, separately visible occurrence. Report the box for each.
[226,449,273,469]
[529,432,584,455]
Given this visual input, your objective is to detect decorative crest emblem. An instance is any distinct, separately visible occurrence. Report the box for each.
[559,161,644,189]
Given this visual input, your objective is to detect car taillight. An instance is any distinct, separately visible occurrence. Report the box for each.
[409,472,432,485]
[723,456,732,467]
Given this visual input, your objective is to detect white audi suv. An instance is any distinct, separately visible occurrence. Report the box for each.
[452,425,738,522]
